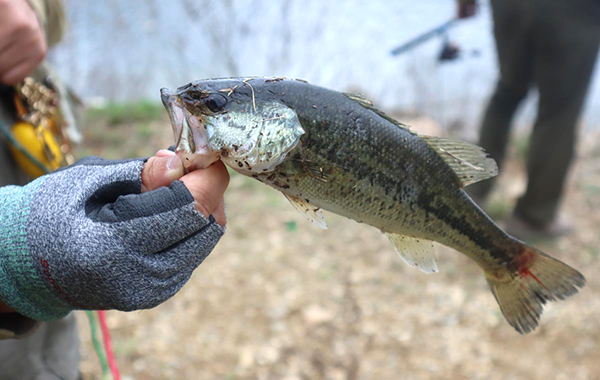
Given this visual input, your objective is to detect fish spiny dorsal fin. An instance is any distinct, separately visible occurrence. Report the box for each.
[344,92,495,186]
[343,93,414,133]
[343,92,374,107]
[421,136,498,187]
[386,233,438,274]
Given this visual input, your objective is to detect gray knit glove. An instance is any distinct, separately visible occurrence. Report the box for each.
[0,157,224,321]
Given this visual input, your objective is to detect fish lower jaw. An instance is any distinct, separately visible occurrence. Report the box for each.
[176,150,220,170]
[175,111,218,170]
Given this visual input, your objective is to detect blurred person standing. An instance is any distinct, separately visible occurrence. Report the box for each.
[460,0,600,238]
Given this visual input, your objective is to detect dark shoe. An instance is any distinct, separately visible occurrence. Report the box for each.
[503,213,574,241]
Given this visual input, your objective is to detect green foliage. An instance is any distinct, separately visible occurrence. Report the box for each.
[136,122,153,142]
[585,246,598,259]
[584,184,600,196]
[285,220,297,232]
[86,99,164,126]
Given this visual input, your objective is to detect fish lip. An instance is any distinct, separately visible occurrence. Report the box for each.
[161,87,219,170]
[160,88,173,107]
[160,88,184,143]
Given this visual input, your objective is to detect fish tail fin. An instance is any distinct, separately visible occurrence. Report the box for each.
[485,244,585,334]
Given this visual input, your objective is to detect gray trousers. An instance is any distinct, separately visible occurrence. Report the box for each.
[0,314,80,380]
[470,0,600,226]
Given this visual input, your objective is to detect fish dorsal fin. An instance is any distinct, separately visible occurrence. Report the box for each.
[386,233,438,274]
[343,92,374,107]
[283,193,327,229]
[344,92,496,187]
[422,136,498,187]
[344,93,414,133]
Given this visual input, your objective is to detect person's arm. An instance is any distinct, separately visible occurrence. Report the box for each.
[0,0,65,85]
[27,0,66,47]
[457,0,477,19]
[0,150,229,337]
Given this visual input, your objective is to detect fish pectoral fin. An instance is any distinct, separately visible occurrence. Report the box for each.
[422,136,498,187]
[297,160,334,183]
[283,193,327,229]
[385,233,438,274]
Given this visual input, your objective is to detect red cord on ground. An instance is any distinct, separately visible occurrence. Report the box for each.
[97,310,122,380]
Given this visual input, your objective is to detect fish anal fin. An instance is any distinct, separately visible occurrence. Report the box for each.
[283,193,327,229]
[386,233,438,274]
[422,136,498,187]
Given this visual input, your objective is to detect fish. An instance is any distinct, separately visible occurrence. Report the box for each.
[160,77,585,334]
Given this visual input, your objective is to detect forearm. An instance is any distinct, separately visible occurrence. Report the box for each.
[0,186,20,316]
[457,0,477,19]
[27,0,66,46]
[0,180,59,320]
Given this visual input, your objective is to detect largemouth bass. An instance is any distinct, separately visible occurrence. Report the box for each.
[160,77,585,334]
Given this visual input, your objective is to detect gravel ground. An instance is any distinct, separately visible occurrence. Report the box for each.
[76,115,600,380]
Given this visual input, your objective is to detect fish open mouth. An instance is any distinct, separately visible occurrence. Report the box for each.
[160,88,219,170]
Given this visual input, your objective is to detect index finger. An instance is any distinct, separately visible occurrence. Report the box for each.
[179,160,230,220]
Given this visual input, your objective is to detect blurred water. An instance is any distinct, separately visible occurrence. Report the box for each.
[50,0,600,134]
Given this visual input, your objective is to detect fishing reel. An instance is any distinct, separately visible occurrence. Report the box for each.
[1,77,75,178]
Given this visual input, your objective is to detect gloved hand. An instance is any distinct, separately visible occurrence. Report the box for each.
[0,150,229,321]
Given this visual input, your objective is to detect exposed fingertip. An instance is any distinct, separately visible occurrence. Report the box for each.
[142,155,184,191]
[167,156,182,171]
[165,158,184,184]
[156,149,176,157]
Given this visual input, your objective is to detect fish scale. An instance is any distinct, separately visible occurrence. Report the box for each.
[264,85,500,255]
[161,77,585,334]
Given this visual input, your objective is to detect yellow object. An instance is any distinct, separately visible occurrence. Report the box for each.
[9,121,63,178]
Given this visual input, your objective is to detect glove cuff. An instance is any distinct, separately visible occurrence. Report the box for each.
[0,178,72,321]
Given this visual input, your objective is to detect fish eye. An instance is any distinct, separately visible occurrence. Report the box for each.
[205,94,228,113]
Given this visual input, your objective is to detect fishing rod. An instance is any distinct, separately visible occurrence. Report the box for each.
[390,17,458,57]
[390,0,482,58]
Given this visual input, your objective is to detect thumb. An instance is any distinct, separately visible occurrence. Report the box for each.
[180,160,230,224]
[141,150,185,191]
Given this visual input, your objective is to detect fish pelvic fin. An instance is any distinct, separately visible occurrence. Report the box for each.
[422,136,498,187]
[386,233,438,274]
[485,245,585,334]
[283,193,327,229]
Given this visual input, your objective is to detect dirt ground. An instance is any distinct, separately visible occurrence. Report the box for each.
[76,109,600,380]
